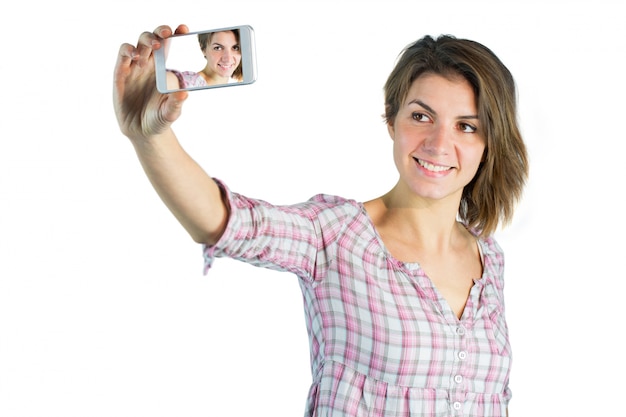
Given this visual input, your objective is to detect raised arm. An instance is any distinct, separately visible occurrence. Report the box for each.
[113,25,228,245]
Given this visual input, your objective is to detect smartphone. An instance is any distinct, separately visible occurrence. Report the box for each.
[155,25,256,93]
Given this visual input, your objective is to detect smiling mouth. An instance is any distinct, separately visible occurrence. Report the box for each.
[414,158,452,172]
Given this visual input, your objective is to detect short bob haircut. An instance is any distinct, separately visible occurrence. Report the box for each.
[197,29,243,82]
[384,34,529,237]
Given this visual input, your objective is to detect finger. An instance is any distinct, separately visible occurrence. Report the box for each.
[134,30,162,66]
[114,43,137,90]
[137,29,161,48]
[152,25,174,40]
[116,43,137,67]
[135,25,176,64]
[174,24,190,35]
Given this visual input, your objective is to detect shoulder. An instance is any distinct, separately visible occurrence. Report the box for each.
[216,179,363,222]
[309,193,359,207]
[479,234,504,257]
[478,234,506,288]
[467,226,504,266]
[169,70,207,88]
[263,194,364,228]
[305,193,363,218]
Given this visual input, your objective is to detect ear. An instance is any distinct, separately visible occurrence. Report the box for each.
[386,120,395,141]
[383,106,395,140]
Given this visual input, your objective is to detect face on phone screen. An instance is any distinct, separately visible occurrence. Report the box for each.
[155,25,256,93]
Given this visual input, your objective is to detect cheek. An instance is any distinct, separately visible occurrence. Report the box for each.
[467,146,486,174]
[391,136,412,169]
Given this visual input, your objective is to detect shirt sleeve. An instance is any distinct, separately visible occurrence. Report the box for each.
[202,179,356,282]
[167,70,208,88]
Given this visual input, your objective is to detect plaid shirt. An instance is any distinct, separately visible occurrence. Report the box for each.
[204,180,512,417]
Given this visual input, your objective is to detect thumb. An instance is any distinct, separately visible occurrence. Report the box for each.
[161,90,189,124]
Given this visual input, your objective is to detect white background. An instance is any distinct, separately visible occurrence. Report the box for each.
[1,0,624,416]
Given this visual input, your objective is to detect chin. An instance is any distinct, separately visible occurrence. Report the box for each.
[411,185,461,202]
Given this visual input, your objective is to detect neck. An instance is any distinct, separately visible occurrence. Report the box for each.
[377,182,465,252]
[200,68,229,84]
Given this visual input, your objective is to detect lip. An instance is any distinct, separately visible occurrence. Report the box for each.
[413,157,453,176]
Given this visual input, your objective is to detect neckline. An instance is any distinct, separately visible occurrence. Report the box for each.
[357,201,487,281]
[356,201,489,322]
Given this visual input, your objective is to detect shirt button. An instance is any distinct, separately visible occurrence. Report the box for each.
[454,375,463,384]
[456,326,466,336]
[453,401,462,410]
[458,351,467,360]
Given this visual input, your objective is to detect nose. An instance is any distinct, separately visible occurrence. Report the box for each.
[422,124,451,155]
[221,49,233,61]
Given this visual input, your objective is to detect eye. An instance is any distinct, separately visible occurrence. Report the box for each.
[213,45,223,51]
[459,122,477,133]
[233,45,241,51]
[412,112,431,123]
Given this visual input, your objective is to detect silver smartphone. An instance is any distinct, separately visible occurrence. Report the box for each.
[155,25,256,93]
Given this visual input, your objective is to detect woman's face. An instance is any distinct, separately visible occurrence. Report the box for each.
[203,31,241,78]
[388,72,486,203]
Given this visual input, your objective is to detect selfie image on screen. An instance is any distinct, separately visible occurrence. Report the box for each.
[155,25,256,93]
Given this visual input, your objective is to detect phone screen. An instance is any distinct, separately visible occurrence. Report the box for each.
[155,25,256,93]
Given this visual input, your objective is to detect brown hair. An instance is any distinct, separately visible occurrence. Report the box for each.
[197,29,243,81]
[383,34,529,236]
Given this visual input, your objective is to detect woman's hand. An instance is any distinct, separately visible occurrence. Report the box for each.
[113,24,190,142]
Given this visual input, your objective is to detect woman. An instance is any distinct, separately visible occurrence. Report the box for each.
[114,24,528,416]
[166,28,242,89]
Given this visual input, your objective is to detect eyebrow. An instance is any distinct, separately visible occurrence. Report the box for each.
[211,42,239,48]
[408,99,479,120]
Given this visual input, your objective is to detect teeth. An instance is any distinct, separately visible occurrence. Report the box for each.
[417,159,450,172]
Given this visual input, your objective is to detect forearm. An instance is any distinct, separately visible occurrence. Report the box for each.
[131,129,228,245]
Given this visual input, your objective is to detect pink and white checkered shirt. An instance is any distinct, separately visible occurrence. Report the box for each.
[168,70,239,88]
[203,180,512,417]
